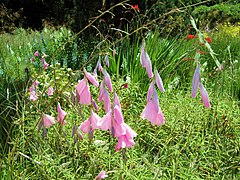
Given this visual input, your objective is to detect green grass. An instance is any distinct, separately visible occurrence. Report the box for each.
[0,25,240,179]
[1,79,239,179]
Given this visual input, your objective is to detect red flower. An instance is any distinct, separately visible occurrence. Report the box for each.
[187,34,195,39]
[205,37,212,43]
[123,83,128,89]
[131,4,140,11]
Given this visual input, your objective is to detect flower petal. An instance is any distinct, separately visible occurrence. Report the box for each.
[191,65,200,98]
[103,69,113,92]
[84,69,99,87]
[154,69,165,92]
[43,114,55,128]
[200,83,211,108]
[147,81,155,102]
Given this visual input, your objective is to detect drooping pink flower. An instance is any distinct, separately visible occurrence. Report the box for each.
[76,79,92,105]
[141,89,165,126]
[98,110,112,131]
[103,89,111,112]
[191,65,200,98]
[42,114,55,128]
[79,110,101,133]
[98,82,104,102]
[114,92,121,108]
[84,69,99,87]
[104,54,109,68]
[47,86,54,96]
[57,103,67,125]
[34,51,39,57]
[122,123,137,140]
[200,83,211,108]
[30,57,35,62]
[147,81,155,102]
[140,42,153,78]
[115,128,137,151]
[30,90,38,101]
[32,80,40,86]
[96,60,103,72]
[95,170,108,180]
[113,105,126,137]
[154,69,165,92]
[103,69,113,92]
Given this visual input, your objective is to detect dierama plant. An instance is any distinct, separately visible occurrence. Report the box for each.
[140,42,165,126]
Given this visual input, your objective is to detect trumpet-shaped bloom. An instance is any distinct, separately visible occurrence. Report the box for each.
[103,89,111,112]
[95,170,108,179]
[140,43,153,78]
[200,83,211,108]
[154,69,165,92]
[191,65,200,98]
[114,92,121,108]
[98,110,112,131]
[76,79,91,105]
[79,110,101,133]
[113,106,126,137]
[104,54,109,68]
[84,69,99,87]
[123,123,137,140]
[98,82,104,102]
[103,69,113,92]
[115,124,137,151]
[34,51,39,57]
[57,103,67,125]
[42,114,55,128]
[147,81,155,102]
[141,89,165,126]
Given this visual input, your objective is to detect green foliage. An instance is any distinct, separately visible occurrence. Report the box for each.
[1,82,239,179]
[106,30,190,91]
[193,3,240,28]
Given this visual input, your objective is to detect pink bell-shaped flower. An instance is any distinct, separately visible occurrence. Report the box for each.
[95,170,108,180]
[140,42,153,78]
[79,110,101,133]
[57,103,67,125]
[141,89,165,126]
[103,69,113,92]
[84,69,99,87]
[191,65,201,98]
[42,114,55,128]
[147,81,155,102]
[98,110,112,131]
[76,79,92,105]
[200,83,211,108]
[154,69,165,92]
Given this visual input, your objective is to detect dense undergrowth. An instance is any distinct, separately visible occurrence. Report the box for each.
[0,4,240,179]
